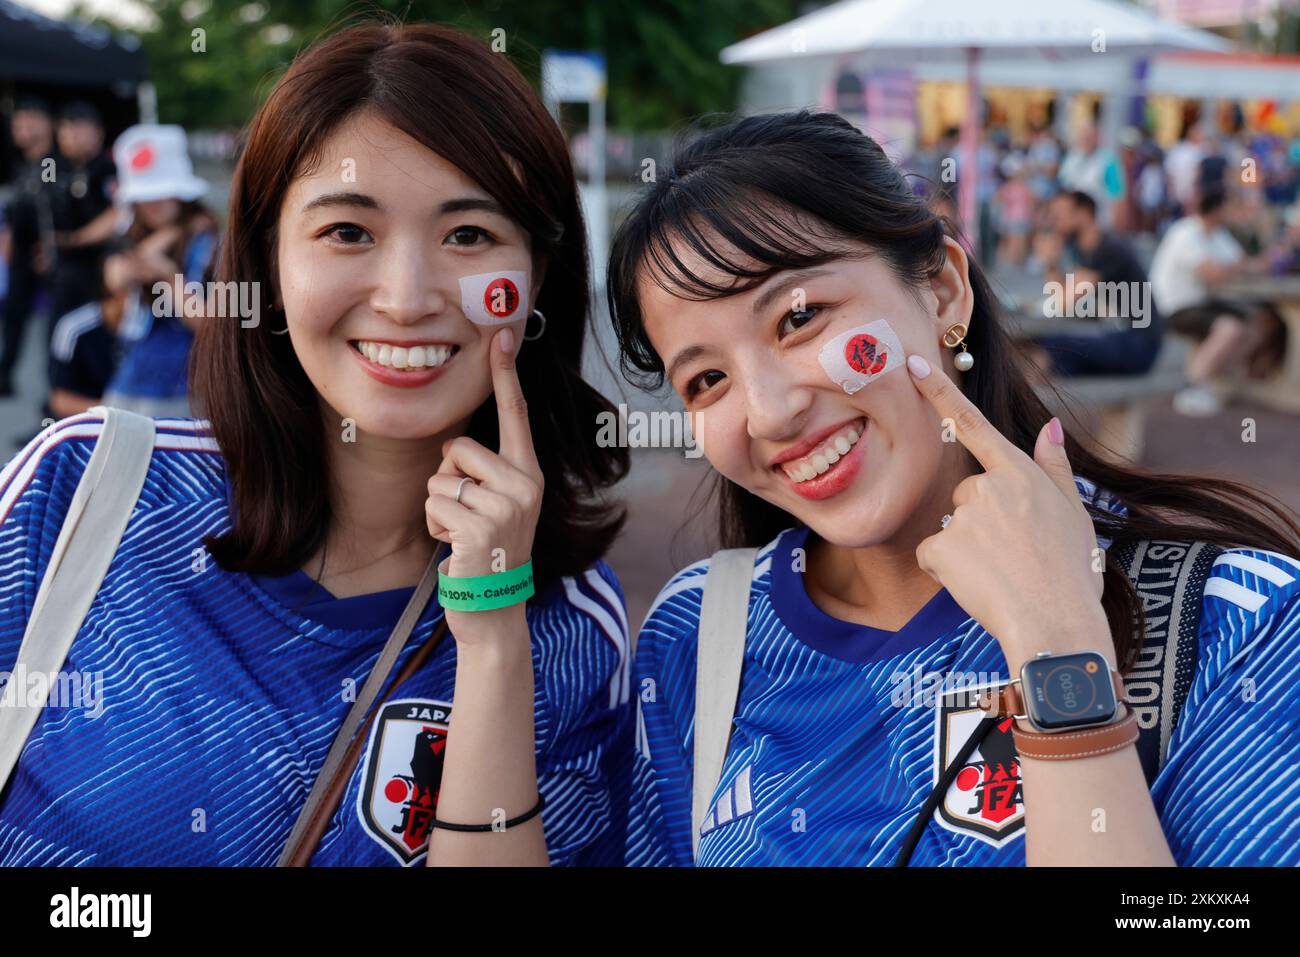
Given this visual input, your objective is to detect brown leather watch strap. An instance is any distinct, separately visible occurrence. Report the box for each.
[1011,708,1138,760]
[977,670,1126,720]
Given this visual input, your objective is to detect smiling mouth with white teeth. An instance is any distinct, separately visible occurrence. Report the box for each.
[349,340,460,370]
[779,418,866,483]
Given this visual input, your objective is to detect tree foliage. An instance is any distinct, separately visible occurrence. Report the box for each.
[77,0,804,131]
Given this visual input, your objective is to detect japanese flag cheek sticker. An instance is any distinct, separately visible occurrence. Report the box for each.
[817,319,905,395]
[458,270,529,325]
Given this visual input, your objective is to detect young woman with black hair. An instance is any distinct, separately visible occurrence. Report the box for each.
[0,22,631,867]
[609,111,1300,866]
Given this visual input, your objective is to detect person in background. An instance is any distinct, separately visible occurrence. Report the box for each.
[976,124,1005,266]
[994,153,1033,268]
[0,96,59,397]
[1135,131,1167,235]
[99,125,217,418]
[1268,202,1300,275]
[1026,121,1061,203]
[926,126,961,191]
[45,102,117,366]
[1114,126,1144,235]
[1058,123,1124,229]
[1195,132,1229,201]
[1028,190,1162,378]
[1259,130,1298,209]
[1163,122,1207,220]
[1149,187,1281,416]
[45,256,127,418]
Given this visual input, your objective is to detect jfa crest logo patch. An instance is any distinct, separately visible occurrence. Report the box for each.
[357,698,453,865]
[933,684,1025,847]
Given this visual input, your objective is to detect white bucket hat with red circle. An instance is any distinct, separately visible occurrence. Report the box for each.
[113,124,209,204]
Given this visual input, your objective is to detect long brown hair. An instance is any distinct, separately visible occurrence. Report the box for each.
[608,110,1300,670]
[191,21,628,588]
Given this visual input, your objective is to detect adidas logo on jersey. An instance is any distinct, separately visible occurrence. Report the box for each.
[700,764,754,837]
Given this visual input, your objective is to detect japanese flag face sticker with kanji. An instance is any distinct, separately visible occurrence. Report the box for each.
[817,319,905,395]
[459,270,529,326]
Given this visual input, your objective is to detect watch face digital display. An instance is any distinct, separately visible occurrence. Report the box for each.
[1022,652,1117,731]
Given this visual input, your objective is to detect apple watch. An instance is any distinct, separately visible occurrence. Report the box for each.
[978,650,1138,761]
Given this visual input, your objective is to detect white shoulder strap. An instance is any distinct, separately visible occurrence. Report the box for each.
[0,407,156,793]
[692,545,758,862]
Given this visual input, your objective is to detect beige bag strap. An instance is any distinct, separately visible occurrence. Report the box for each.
[0,407,156,793]
[692,546,757,862]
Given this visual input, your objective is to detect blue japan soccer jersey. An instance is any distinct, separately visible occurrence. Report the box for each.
[628,487,1300,866]
[0,412,633,866]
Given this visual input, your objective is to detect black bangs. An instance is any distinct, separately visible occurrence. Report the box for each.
[642,180,856,302]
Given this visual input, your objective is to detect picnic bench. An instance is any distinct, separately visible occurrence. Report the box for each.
[1031,336,1190,463]
[996,279,1188,463]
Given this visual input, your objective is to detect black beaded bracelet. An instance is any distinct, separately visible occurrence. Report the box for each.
[430,794,545,832]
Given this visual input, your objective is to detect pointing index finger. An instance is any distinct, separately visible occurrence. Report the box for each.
[491,326,540,473]
[906,352,1019,472]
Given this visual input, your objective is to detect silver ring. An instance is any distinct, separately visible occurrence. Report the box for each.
[454,476,474,505]
[940,513,952,531]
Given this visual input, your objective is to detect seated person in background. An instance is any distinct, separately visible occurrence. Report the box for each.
[1268,202,1300,275]
[46,280,127,418]
[1026,190,1162,378]
[1149,187,1283,416]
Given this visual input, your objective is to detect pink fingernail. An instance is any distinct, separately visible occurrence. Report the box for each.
[1048,416,1064,445]
[907,354,931,379]
[498,328,514,353]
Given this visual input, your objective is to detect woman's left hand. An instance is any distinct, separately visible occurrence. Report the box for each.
[906,354,1110,672]
[425,328,544,631]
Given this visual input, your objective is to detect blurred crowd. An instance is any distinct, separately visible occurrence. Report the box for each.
[3,95,1299,437]
[0,97,217,446]
[910,115,1300,415]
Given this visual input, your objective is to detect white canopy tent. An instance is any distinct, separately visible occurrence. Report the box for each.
[915,51,1300,99]
[720,0,1233,246]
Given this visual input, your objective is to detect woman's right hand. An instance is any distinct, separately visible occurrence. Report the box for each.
[424,327,544,641]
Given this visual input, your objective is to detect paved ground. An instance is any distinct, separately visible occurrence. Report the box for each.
[3,293,1296,634]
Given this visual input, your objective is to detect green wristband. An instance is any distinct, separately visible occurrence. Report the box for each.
[438,559,535,612]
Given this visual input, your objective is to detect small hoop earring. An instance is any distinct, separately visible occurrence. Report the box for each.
[523,308,547,341]
[942,322,973,372]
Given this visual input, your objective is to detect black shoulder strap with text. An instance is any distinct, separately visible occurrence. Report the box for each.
[896,538,1225,866]
[1108,539,1224,786]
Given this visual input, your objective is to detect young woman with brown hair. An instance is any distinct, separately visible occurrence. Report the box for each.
[0,22,631,867]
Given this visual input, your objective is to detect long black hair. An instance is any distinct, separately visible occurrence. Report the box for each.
[608,110,1300,670]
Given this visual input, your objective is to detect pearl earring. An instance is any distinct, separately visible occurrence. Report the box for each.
[943,323,973,371]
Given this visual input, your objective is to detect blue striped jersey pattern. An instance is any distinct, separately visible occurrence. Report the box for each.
[627,477,1300,866]
[0,411,633,866]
